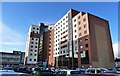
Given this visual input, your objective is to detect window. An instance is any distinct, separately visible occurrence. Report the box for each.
[34,54,37,56]
[30,53,32,56]
[29,59,32,61]
[35,46,37,48]
[31,45,33,48]
[34,59,36,61]
[35,42,37,44]
[74,30,76,32]
[80,39,82,42]
[85,44,88,48]
[31,42,34,44]
[35,50,37,52]
[61,51,62,54]
[63,18,65,21]
[75,41,77,44]
[79,27,81,30]
[75,35,77,38]
[74,19,76,22]
[83,18,86,22]
[74,24,76,27]
[75,47,77,50]
[37,28,39,30]
[49,42,51,44]
[85,37,88,41]
[84,30,87,34]
[79,33,82,36]
[32,38,34,40]
[78,16,80,19]
[50,27,52,29]
[36,38,38,41]
[63,50,65,53]
[31,49,33,52]
[33,27,35,29]
[78,21,81,25]
[80,45,83,48]
[84,24,87,28]
[66,25,68,27]
[66,16,68,18]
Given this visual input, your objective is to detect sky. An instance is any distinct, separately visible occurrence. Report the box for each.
[1,2,119,57]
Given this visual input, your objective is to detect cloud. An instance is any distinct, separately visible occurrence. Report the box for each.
[0,21,26,52]
[113,42,119,58]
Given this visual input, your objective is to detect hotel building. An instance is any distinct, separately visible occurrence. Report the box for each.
[25,9,115,68]
[24,23,54,67]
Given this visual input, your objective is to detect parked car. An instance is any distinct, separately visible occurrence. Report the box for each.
[85,68,110,74]
[17,67,32,74]
[56,69,81,76]
[76,68,87,74]
[33,70,55,76]
[0,66,29,76]
[111,68,120,74]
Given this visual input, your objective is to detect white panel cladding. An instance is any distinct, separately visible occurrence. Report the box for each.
[25,25,40,64]
[54,13,68,57]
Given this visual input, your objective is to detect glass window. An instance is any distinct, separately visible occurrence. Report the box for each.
[75,47,77,50]
[75,41,77,44]
[80,39,82,42]
[35,42,37,44]
[85,44,88,48]
[32,38,34,40]
[74,30,76,32]
[79,33,82,36]
[30,53,32,55]
[78,16,80,19]
[37,28,39,30]
[33,27,35,29]
[34,59,36,61]
[35,50,37,52]
[31,42,34,44]
[75,35,77,38]
[84,30,87,34]
[83,18,86,22]
[35,46,37,48]
[31,45,33,48]
[74,19,76,22]
[85,37,88,41]
[30,59,32,61]
[79,27,81,30]
[74,24,76,27]
[84,24,87,28]
[80,45,83,48]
